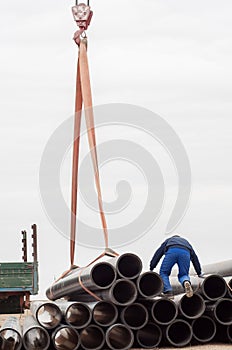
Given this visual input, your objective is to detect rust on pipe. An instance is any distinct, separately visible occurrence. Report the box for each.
[23,315,50,350]
[51,325,80,350]
[105,323,134,350]
[136,271,163,298]
[135,322,162,348]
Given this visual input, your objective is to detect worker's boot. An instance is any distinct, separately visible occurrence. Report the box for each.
[183,280,193,298]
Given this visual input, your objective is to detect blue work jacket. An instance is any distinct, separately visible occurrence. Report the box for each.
[150,235,202,275]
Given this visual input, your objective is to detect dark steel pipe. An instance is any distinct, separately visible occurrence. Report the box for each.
[228,278,232,297]
[135,322,162,348]
[55,301,91,329]
[165,319,193,347]
[201,274,228,301]
[169,275,202,295]
[80,325,105,350]
[191,316,216,343]
[30,301,62,329]
[151,297,178,325]
[105,323,134,350]
[91,301,118,327]
[170,274,229,298]
[120,303,148,330]
[51,325,80,350]
[69,278,138,306]
[107,252,142,280]
[0,316,22,350]
[99,278,138,305]
[22,315,50,350]
[176,293,205,319]
[46,262,117,300]
[136,271,163,298]
[215,323,232,343]
[206,298,232,325]
[227,324,232,342]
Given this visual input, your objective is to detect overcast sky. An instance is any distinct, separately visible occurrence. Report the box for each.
[0,0,232,298]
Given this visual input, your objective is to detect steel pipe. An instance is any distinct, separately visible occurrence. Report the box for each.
[228,278,232,297]
[227,324,232,342]
[171,259,232,277]
[69,278,138,306]
[108,252,142,280]
[46,262,117,300]
[0,316,22,350]
[206,298,232,325]
[51,325,80,350]
[136,271,163,298]
[170,274,228,299]
[91,301,118,327]
[165,319,193,347]
[105,323,134,350]
[55,300,91,329]
[30,301,62,329]
[201,274,228,301]
[192,316,216,343]
[80,325,105,350]
[120,303,148,330]
[135,322,162,348]
[22,315,50,350]
[169,275,202,295]
[199,259,232,277]
[176,293,205,319]
[99,278,138,305]
[151,298,178,325]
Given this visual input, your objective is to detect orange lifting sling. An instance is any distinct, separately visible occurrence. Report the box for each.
[70,2,118,273]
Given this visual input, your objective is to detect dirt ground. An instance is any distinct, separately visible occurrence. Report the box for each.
[0,314,231,350]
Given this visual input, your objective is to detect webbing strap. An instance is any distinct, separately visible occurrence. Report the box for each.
[70,39,118,268]
[79,40,109,250]
[70,57,82,267]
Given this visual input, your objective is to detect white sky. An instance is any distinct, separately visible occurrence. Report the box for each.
[0,0,231,298]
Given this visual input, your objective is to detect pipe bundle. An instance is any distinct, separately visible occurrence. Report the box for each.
[0,254,231,349]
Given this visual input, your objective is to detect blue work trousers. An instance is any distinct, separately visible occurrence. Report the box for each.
[159,247,191,292]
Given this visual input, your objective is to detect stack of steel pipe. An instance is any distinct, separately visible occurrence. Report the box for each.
[1,254,231,349]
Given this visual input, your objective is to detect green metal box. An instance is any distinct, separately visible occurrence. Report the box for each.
[0,262,38,295]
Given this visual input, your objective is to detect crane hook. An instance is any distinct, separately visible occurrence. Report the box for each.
[72,1,93,31]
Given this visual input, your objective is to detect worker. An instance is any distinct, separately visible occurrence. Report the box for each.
[149,235,203,298]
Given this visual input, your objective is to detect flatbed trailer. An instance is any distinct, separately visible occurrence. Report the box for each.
[0,224,38,314]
